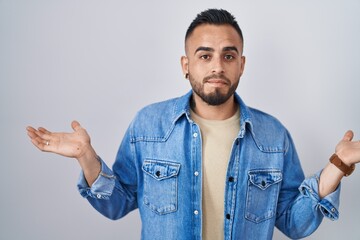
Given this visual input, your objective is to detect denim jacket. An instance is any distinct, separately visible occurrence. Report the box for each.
[78,91,340,240]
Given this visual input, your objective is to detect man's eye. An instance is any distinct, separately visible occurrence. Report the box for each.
[224,55,234,60]
[200,55,210,60]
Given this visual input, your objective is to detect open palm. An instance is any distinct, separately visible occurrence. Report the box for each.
[26,121,91,159]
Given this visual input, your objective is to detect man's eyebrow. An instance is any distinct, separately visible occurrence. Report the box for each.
[194,46,239,55]
[194,46,214,55]
[223,46,239,53]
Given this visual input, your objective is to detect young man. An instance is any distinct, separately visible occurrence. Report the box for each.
[27,9,360,239]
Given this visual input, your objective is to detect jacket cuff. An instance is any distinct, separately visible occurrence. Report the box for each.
[77,156,116,200]
[299,170,341,220]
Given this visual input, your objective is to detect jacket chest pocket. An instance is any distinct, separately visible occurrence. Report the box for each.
[245,169,282,223]
[142,159,181,215]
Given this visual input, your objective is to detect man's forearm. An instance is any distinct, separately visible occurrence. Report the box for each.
[318,162,344,199]
[77,145,101,187]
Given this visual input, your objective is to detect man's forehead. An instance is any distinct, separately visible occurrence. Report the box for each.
[185,24,243,53]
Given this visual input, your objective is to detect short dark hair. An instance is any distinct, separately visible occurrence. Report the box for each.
[185,9,244,44]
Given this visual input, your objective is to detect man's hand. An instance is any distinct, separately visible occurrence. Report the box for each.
[27,120,91,159]
[319,130,360,198]
[26,121,100,186]
[335,130,360,166]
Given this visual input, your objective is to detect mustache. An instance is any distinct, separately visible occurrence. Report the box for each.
[203,74,231,84]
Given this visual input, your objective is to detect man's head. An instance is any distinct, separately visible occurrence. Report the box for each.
[181,9,246,106]
[185,9,244,50]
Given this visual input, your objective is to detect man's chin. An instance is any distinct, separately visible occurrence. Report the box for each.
[203,88,229,97]
[201,93,232,106]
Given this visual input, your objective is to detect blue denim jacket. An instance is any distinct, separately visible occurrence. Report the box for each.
[78,91,340,240]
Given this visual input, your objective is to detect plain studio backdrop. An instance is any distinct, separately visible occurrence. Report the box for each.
[1,1,359,239]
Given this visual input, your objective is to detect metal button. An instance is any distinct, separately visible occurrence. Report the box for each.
[193,132,198,138]
[194,171,199,176]
[194,210,199,215]
[261,181,266,187]
[96,194,102,199]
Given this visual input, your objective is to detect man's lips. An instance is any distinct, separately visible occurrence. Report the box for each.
[206,79,228,84]
[203,74,231,86]
[205,78,229,87]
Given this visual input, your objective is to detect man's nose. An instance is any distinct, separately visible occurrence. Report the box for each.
[211,56,225,74]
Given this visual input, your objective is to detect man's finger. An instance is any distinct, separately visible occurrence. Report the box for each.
[27,129,37,139]
[31,138,47,151]
[71,120,82,131]
[38,127,51,135]
[26,126,36,133]
[35,128,51,140]
[342,130,354,141]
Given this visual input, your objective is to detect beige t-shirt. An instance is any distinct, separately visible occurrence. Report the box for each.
[191,108,240,240]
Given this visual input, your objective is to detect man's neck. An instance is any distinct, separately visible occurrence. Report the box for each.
[191,94,238,120]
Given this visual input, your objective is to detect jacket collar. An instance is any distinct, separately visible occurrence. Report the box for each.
[172,90,254,138]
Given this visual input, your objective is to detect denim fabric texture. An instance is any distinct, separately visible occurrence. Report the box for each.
[78,91,340,240]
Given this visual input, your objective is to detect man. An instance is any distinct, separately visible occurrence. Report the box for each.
[26,9,360,239]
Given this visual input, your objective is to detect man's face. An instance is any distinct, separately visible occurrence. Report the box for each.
[181,24,245,106]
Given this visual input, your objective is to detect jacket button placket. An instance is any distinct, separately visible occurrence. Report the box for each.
[191,123,202,240]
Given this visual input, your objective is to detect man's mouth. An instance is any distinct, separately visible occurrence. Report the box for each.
[205,79,228,87]
[203,74,230,86]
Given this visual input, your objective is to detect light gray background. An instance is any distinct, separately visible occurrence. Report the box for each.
[1,0,359,239]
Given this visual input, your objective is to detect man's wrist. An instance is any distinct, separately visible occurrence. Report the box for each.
[77,144,97,164]
[77,145,101,183]
[329,154,355,177]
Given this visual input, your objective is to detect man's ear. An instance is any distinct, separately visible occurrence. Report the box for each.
[239,56,246,77]
[181,56,189,79]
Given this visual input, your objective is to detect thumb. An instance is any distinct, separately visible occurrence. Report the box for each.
[71,120,82,131]
[342,130,354,141]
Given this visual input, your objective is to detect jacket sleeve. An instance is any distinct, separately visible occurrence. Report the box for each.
[275,131,340,239]
[77,126,138,220]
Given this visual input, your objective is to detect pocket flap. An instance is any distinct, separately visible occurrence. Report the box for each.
[248,169,282,190]
[142,159,181,180]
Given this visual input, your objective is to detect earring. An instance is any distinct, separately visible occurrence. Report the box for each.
[184,73,189,79]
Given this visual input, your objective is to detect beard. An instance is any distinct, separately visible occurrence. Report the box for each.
[188,73,239,106]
